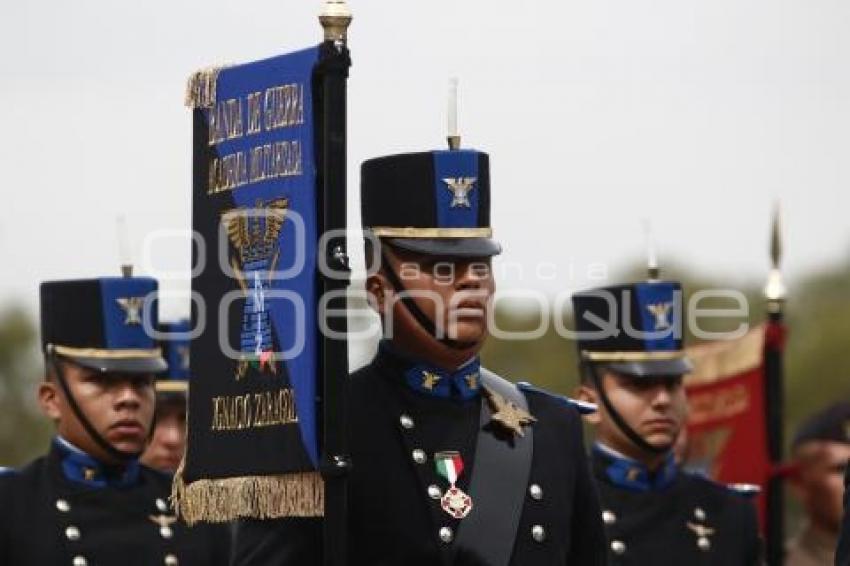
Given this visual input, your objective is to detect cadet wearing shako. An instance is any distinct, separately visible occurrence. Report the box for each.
[786,402,850,566]
[572,279,761,565]
[0,277,225,565]
[143,319,195,474]
[142,319,233,563]
[234,147,607,565]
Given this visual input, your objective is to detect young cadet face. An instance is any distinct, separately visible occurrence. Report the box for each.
[584,370,687,462]
[792,441,850,533]
[368,245,495,369]
[141,396,187,473]
[39,360,156,464]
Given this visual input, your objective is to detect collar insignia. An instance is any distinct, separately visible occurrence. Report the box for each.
[421,371,442,391]
[464,372,479,390]
[484,386,536,437]
[443,177,477,208]
[116,297,144,325]
[646,301,673,330]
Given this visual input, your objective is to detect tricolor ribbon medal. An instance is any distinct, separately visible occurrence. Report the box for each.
[435,451,473,519]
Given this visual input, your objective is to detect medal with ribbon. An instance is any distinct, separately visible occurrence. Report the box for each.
[435,451,473,519]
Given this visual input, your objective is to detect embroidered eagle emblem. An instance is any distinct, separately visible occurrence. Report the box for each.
[443,177,477,208]
[421,371,442,391]
[149,514,178,529]
[686,521,715,550]
[116,297,144,325]
[646,302,673,330]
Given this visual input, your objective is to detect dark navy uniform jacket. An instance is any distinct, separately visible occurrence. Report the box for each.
[233,345,607,566]
[0,438,230,566]
[837,464,850,566]
[592,445,760,565]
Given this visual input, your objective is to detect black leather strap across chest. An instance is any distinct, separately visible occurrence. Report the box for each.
[454,369,534,566]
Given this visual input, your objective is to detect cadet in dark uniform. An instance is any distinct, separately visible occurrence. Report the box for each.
[234,147,607,565]
[572,279,761,565]
[786,402,850,566]
[143,319,195,474]
[142,318,234,560]
[0,277,229,566]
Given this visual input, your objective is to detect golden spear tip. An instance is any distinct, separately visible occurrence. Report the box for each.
[770,201,783,270]
[764,201,786,304]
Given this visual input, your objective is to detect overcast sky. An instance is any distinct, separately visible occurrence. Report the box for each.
[1,0,848,321]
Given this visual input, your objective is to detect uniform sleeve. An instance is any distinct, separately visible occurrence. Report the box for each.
[0,477,10,564]
[738,496,762,566]
[566,413,608,566]
[230,517,322,566]
[210,522,234,566]
[836,463,850,566]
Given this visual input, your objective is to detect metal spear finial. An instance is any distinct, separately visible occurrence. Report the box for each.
[643,218,660,281]
[117,215,133,277]
[447,77,461,150]
[764,202,787,309]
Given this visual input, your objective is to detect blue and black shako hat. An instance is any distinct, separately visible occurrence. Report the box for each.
[156,319,191,394]
[572,280,693,377]
[40,277,167,374]
[361,149,501,257]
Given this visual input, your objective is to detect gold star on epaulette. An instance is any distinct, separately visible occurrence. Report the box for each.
[421,371,442,391]
[484,386,536,437]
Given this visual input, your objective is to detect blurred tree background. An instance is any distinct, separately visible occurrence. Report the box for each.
[0,306,51,467]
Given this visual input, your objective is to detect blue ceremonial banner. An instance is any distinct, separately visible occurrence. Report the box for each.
[176,46,325,523]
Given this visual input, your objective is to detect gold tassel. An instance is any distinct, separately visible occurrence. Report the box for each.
[172,459,324,525]
[184,66,228,109]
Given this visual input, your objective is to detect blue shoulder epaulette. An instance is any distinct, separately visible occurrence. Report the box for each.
[517,382,598,415]
[684,470,762,499]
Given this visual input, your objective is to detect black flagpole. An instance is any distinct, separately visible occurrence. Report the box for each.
[763,205,786,566]
[318,3,352,566]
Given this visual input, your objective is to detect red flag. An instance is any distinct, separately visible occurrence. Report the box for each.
[683,324,772,529]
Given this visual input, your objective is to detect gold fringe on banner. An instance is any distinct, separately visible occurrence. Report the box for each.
[184,66,228,109]
[172,462,324,525]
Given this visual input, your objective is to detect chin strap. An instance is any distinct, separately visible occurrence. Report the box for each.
[48,352,145,462]
[588,362,670,456]
[380,252,476,351]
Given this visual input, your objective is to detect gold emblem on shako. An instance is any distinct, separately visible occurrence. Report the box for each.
[443,177,477,208]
